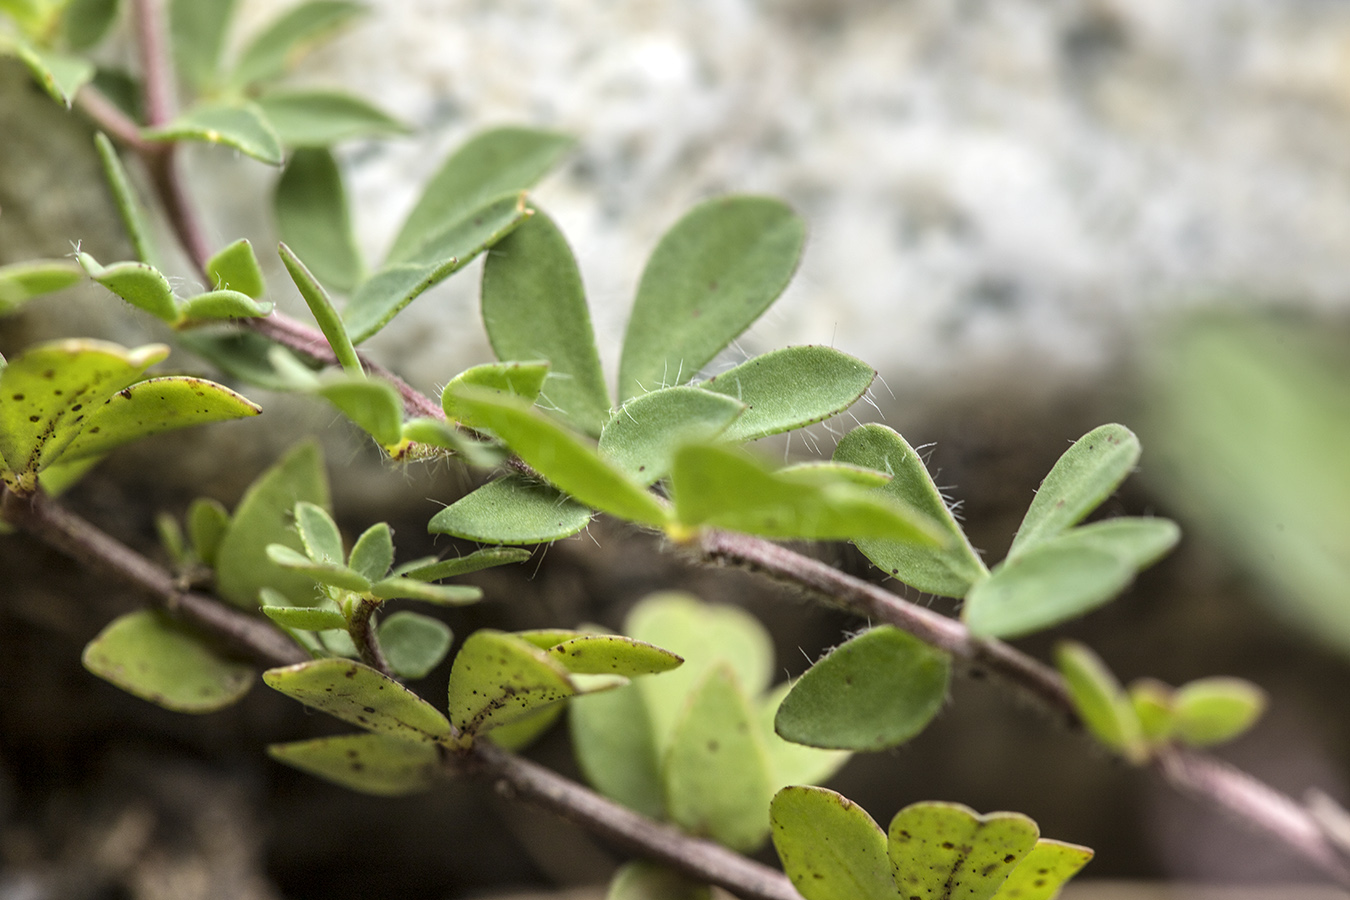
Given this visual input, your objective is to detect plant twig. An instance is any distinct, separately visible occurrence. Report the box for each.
[348,597,394,677]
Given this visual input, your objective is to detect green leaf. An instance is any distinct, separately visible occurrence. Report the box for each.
[293,500,342,563]
[546,634,682,677]
[0,339,168,493]
[834,424,990,598]
[0,260,82,313]
[268,732,441,796]
[387,126,574,265]
[1008,424,1141,559]
[1128,679,1176,744]
[775,626,950,751]
[347,522,393,581]
[11,39,95,107]
[256,88,407,147]
[1054,641,1145,762]
[397,418,506,467]
[442,361,551,428]
[398,546,530,581]
[964,542,1134,639]
[1047,517,1180,572]
[888,802,1040,900]
[62,0,121,51]
[427,475,592,545]
[78,254,179,324]
[757,683,851,792]
[169,0,235,90]
[599,386,744,485]
[368,576,481,604]
[379,611,453,679]
[993,839,1094,900]
[570,683,665,820]
[178,289,272,323]
[446,629,577,737]
[479,209,612,435]
[144,101,283,166]
[82,610,254,713]
[345,193,530,343]
[487,703,565,752]
[625,592,774,751]
[775,461,891,488]
[176,332,310,392]
[54,376,260,464]
[187,497,230,567]
[664,665,774,852]
[618,196,805,402]
[279,242,362,373]
[231,0,364,86]
[670,444,943,544]
[607,862,711,900]
[261,604,347,631]
[156,510,188,566]
[267,543,372,592]
[315,376,402,446]
[701,346,874,443]
[1172,677,1267,747]
[770,786,894,900]
[94,133,157,265]
[274,148,363,293]
[216,441,331,608]
[446,386,670,527]
[205,239,265,299]
[264,658,454,742]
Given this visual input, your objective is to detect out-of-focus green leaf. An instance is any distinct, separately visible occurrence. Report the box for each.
[315,376,402,446]
[993,840,1094,900]
[757,683,850,793]
[93,133,156,264]
[379,611,453,679]
[398,547,530,581]
[268,732,441,796]
[442,361,550,429]
[293,500,342,563]
[275,149,363,293]
[256,89,407,147]
[964,542,1133,639]
[487,703,565,752]
[368,576,481,604]
[446,629,576,737]
[888,802,1039,900]
[1047,517,1180,572]
[144,102,283,166]
[618,196,805,402]
[834,423,989,598]
[1128,679,1175,744]
[347,522,393,581]
[770,786,894,900]
[387,126,574,265]
[1055,641,1145,762]
[263,657,453,741]
[169,0,235,90]
[82,610,254,713]
[178,289,272,323]
[775,626,949,751]
[607,862,711,900]
[670,443,943,544]
[78,254,179,323]
[346,194,529,344]
[664,665,774,852]
[217,441,331,608]
[279,242,362,373]
[570,683,665,820]
[480,209,611,436]
[701,346,874,443]
[231,0,364,86]
[205,239,265,299]
[1172,677,1267,747]
[427,475,592,545]
[187,497,230,567]
[599,386,744,485]
[1008,424,1141,559]
[11,38,95,107]
[0,260,82,313]
[446,386,670,527]
[62,0,121,51]
[774,461,891,488]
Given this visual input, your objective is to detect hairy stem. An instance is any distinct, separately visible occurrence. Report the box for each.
[348,597,394,678]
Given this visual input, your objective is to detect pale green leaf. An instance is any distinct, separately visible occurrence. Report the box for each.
[368,576,481,604]
[261,604,347,631]
[1172,677,1267,747]
[487,703,565,752]
[231,0,363,86]
[993,839,1094,900]
[888,802,1040,900]
[268,732,441,796]
[569,683,665,820]
[256,88,407,147]
[347,522,393,581]
[446,629,576,737]
[144,101,283,166]
[187,497,230,567]
[78,254,179,324]
[427,475,592,545]
[964,542,1134,639]
[701,345,874,442]
[379,611,453,679]
[1048,517,1180,572]
[12,39,94,107]
[0,260,82,313]
[442,361,550,428]
[264,658,453,741]
[618,196,805,402]
[82,610,254,713]
[546,634,682,677]
[267,543,372,592]
[480,209,611,435]
[775,461,891,488]
[315,376,402,445]
[1054,641,1145,761]
[599,386,744,485]
[62,0,121,51]
[607,862,711,900]
[293,500,342,563]
[770,786,894,900]
[169,0,235,90]
[178,289,272,323]
[205,238,265,299]
[275,148,363,293]
[758,683,851,793]
[94,133,157,265]
[398,547,530,581]
[279,242,362,373]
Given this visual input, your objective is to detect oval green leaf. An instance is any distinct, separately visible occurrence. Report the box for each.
[1128,678,1176,744]
[205,238,266,299]
[569,683,665,820]
[261,604,347,631]
[599,386,744,485]
[143,101,283,165]
[442,361,551,428]
[1048,517,1180,572]
[993,839,1094,900]
[964,542,1134,639]
[78,254,179,324]
[294,500,342,563]
[618,196,805,402]
[888,802,1039,900]
[63,0,121,51]
[397,547,531,581]
[608,861,711,900]
[263,657,453,741]
[1172,677,1267,747]
[169,0,235,91]
[1008,424,1142,559]
[0,260,82,313]
[427,475,592,545]
[379,611,453,679]
[446,629,577,737]
[546,634,682,677]
[275,148,363,293]
[315,377,403,446]
[179,289,273,323]
[835,423,989,598]
[12,38,94,107]
[267,544,372,593]
[775,625,950,751]
[348,522,393,581]
[770,786,894,900]
[82,610,255,713]
[268,732,441,796]
[94,133,157,265]
[280,242,362,373]
[368,576,482,604]
[1054,641,1145,761]
[480,209,612,435]
[256,88,408,147]
[187,497,230,567]
[231,0,364,86]
[758,683,851,793]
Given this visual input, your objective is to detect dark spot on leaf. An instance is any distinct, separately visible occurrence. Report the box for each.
[1004,855,1016,863]
[942,842,954,850]
[363,706,376,713]
[11,394,22,401]
[119,388,132,399]
[352,762,364,771]
[28,416,39,422]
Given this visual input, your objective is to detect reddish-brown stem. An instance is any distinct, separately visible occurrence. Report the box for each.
[348,597,394,677]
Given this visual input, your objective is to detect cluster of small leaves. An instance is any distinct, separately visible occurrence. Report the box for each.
[0,0,119,108]
[1056,641,1267,763]
[771,787,1092,900]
